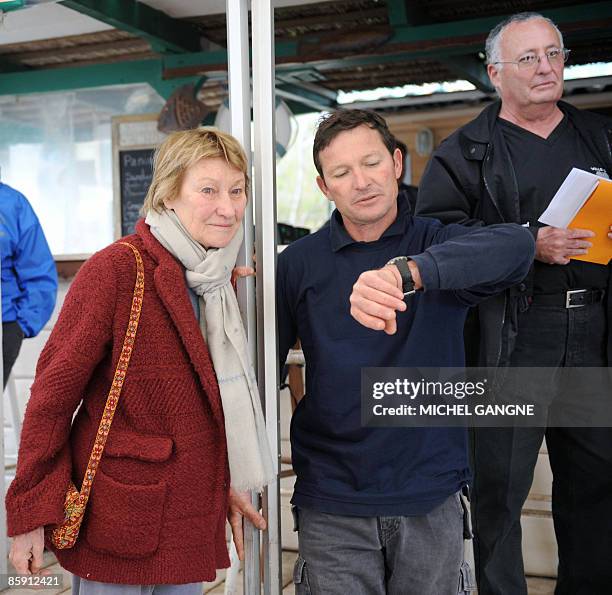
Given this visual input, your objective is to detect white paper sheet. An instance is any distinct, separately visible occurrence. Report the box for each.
[538,167,604,228]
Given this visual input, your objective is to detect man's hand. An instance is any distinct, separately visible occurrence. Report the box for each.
[227,488,266,561]
[350,265,408,335]
[608,224,612,240]
[9,527,44,575]
[535,226,594,265]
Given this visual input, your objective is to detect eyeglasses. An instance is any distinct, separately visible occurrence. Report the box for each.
[493,48,571,69]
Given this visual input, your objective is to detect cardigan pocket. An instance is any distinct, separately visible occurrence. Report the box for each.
[105,431,174,462]
[83,468,167,559]
[100,431,174,486]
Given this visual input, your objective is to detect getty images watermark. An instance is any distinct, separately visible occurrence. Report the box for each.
[361,367,612,428]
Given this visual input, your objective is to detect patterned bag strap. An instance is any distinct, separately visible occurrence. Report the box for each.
[76,242,145,504]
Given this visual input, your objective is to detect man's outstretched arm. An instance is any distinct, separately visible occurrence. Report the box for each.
[350,223,535,333]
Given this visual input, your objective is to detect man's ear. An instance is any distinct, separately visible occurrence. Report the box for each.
[316,175,331,201]
[392,148,403,180]
[487,64,500,91]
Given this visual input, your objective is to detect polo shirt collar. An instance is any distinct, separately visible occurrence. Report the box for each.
[329,195,410,252]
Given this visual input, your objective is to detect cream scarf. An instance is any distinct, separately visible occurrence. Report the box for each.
[145,209,275,492]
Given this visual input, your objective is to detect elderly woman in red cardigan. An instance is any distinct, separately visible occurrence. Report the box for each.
[6,127,274,594]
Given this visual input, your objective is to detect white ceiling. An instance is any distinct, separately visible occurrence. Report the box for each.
[0,3,112,45]
[0,0,334,46]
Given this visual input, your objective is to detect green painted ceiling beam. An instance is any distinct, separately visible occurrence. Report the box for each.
[161,48,231,72]
[0,59,161,95]
[0,0,25,12]
[0,58,207,100]
[59,0,204,53]
[443,55,494,93]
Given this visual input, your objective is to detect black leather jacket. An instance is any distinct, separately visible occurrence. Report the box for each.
[416,100,612,367]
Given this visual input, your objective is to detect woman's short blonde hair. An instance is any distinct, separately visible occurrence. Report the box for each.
[142,127,249,214]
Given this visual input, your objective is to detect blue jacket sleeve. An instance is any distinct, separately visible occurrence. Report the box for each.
[408,222,535,307]
[14,212,58,338]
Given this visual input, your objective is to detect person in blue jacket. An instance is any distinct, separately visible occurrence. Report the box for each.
[0,182,58,387]
[277,109,535,595]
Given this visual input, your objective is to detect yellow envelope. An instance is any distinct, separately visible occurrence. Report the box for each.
[569,178,612,265]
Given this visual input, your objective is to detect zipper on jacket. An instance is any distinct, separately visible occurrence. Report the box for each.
[482,143,508,367]
[481,145,506,223]
[496,298,507,367]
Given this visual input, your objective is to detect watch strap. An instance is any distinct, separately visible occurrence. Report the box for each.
[388,256,416,296]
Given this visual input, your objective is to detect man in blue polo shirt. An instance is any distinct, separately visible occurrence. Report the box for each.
[276,109,534,595]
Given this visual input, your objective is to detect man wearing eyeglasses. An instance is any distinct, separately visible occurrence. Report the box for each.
[415,11,612,595]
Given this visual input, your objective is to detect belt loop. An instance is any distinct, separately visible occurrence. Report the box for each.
[518,295,530,313]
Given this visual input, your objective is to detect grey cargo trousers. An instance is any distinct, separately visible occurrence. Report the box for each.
[293,491,475,595]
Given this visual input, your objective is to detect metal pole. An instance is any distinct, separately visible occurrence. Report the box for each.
[226,1,261,593]
[251,1,282,594]
[226,0,255,339]
[0,255,6,576]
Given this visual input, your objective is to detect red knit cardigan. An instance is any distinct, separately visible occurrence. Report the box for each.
[6,220,231,584]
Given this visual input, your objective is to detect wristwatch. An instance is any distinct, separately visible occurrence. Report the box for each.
[387,256,417,296]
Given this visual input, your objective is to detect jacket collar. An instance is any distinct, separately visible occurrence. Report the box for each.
[558,100,612,172]
[135,218,225,427]
[459,100,501,146]
[459,99,612,150]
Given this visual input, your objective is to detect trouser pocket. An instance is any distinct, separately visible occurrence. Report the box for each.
[293,555,313,594]
[459,560,477,593]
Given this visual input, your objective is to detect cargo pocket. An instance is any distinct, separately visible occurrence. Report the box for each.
[458,560,477,593]
[293,555,313,594]
[83,468,167,559]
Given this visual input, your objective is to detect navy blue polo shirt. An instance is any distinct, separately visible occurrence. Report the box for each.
[277,198,533,516]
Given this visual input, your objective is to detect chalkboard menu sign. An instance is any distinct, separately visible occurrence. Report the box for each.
[119,148,155,236]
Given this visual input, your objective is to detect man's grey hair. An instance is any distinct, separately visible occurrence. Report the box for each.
[485,12,564,69]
